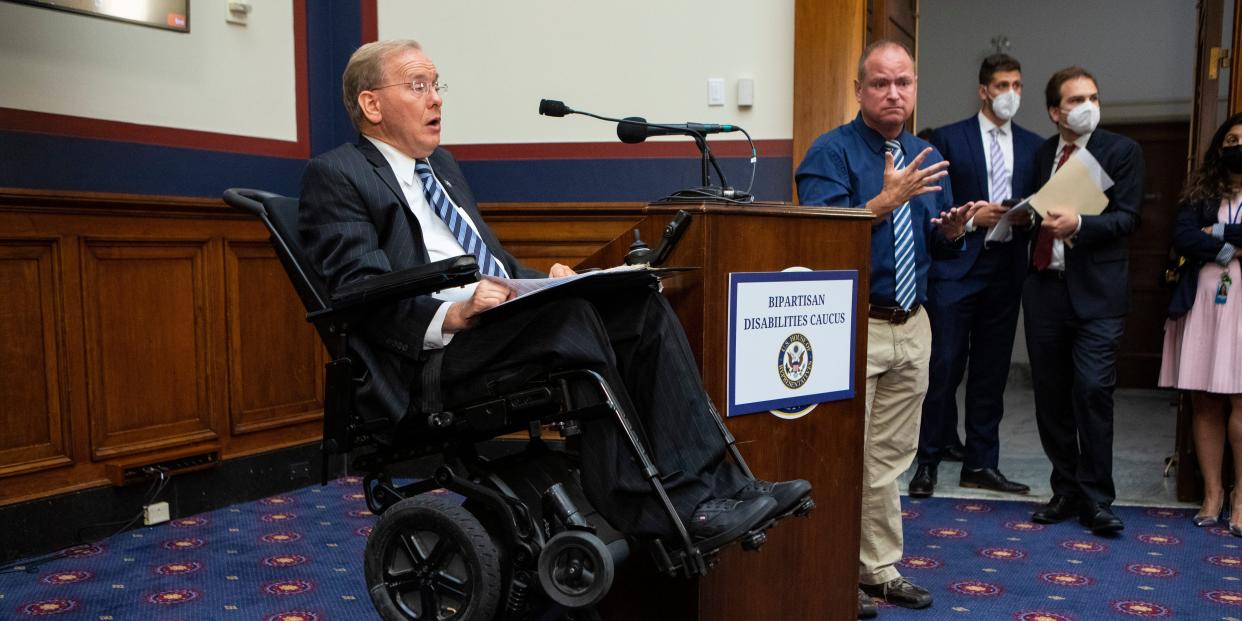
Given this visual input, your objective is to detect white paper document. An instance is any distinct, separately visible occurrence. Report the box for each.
[479,264,688,315]
[984,197,1032,244]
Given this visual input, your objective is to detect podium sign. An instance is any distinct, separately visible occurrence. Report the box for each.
[726,270,857,417]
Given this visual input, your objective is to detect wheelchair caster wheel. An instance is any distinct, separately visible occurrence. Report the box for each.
[364,496,502,621]
[537,531,615,609]
[740,530,767,551]
[794,497,816,517]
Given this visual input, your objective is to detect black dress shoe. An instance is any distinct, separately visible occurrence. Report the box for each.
[734,478,812,521]
[687,496,775,545]
[1079,503,1124,535]
[857,588,878,619]
[942,440,966,462]
[860,576,933,609]
[908,464,937,498]
[1031,495,1079,524]
[959,467,1030,494]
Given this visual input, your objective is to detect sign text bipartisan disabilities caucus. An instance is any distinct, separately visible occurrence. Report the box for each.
[727,269,858,419]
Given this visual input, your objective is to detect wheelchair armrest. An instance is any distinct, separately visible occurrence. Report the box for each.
[313,255,480,320]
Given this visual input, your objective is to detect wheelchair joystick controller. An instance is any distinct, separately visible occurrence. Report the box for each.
[624,229,654,266]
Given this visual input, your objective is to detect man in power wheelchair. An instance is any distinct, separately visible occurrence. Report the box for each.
[227,39,813,621]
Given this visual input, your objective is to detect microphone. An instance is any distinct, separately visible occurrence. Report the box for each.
[538,99,573,118]
[616,117,740,144]
[537,98,757,202]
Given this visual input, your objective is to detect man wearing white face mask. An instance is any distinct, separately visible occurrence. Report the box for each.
[910,54,1043,500]
[1024,66,1144,536]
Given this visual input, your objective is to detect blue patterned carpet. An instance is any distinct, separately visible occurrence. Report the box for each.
[4,480,1241,620]
[881,496,1242,620]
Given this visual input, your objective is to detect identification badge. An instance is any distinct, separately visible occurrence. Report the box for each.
[1217,272,1232,305]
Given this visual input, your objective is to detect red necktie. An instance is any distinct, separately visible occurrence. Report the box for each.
[1032,144,1078,271]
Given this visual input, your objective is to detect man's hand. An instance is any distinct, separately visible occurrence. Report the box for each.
[549,263,576,278]
[866,147,950,218]
[442,279,514,333]
[1041,210,1080,240]
[971,202,1011,229]
[931,202,981,241]
[1009,207,1032,228]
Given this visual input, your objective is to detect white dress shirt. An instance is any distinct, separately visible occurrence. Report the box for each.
[364,135,487,349]
[979,111,1014,201]
[965,112,1016,238]
[1047,132,1091,271]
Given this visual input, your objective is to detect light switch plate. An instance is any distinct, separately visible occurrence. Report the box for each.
[707,78,725,107]
[737,78,754,107]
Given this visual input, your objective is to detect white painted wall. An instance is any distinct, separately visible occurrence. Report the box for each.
[0,0,298,141]
[917,0,1196,135]
[377,0,795,145]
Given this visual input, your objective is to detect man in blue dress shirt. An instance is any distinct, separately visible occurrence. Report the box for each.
[796,40,978,616]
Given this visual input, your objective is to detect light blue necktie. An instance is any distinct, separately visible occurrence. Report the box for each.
[414,161,507,278]
[988,127,1011,204]
[884,140,917,310]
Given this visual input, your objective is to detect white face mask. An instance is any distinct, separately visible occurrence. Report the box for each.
[990,90,1020,121]
[1063,101,1100,135]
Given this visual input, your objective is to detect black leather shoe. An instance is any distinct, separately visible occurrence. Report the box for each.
[734,478,812,521]
[1079,503,1124,535]
[908,464,937,498]
[857,588,878,619]
[942,439,966,462]
[860,576,933,609]
[1031,495,1079,524]
[687,496,775,545]
[959,467,1030,494]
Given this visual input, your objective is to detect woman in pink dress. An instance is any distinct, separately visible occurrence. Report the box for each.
[1160,113,1242,534]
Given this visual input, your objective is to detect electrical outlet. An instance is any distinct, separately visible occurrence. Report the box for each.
[144,501,170,526]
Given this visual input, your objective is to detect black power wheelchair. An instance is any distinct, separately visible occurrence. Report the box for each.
[223,189,814,621]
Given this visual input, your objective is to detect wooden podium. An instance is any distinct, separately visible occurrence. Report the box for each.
[579,201,873,620]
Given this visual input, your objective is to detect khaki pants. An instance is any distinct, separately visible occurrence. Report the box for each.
[859,311,931,585]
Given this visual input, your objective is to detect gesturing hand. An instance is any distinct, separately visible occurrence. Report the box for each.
[931,202,983,241]
[868,147,950,218]
[443,279,514,333]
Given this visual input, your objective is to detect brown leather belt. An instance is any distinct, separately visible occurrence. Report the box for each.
[868,304,920,325]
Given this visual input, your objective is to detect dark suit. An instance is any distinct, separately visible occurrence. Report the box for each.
[1022,128,1144,508]
[299,138,743,536]
[921,116,1042,469]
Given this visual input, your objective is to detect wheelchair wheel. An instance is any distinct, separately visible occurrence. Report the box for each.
[365,496,501,621]
[537,531,614,609]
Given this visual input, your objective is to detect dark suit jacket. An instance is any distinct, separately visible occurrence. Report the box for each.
[299,138,542,425]
[929,115,1043,282]
[1033,129,1145,319]
[1168,198,1242,318]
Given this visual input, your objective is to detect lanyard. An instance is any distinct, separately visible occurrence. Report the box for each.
[1230,195,1242,225]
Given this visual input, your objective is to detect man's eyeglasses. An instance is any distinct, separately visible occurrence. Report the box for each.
[370,81,447,97]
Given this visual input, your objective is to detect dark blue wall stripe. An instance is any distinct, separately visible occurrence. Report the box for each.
[0,2,793,204]
[459,156,792,203]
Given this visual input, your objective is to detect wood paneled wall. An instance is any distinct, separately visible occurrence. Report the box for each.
[0,189,642,506]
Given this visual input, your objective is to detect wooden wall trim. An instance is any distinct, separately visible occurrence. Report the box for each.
[0,189,656,506]
[792,0,867,204]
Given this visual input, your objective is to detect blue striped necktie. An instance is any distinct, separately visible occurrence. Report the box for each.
[884,140,917,310]
[414,161,507,278]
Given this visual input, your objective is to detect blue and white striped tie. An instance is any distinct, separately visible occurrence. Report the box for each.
[988,128,1010,204]
[414,161,507,278]
[885,140,917,310]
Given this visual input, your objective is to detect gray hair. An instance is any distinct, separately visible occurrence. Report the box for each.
[342,39,423,131]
